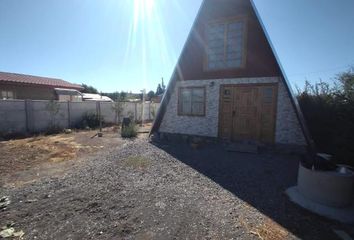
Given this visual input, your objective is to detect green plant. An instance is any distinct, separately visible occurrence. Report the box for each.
[297,67,354,167]
[112,101,123,124]
[77,112,103,129]
[121,123,138,138]
[45,100,62,134]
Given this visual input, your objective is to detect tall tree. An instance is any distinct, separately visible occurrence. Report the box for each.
[336,67,354,100]
[156,84,163,95]
[147,90,155,100]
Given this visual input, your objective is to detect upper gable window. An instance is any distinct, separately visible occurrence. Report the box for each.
[205,19,246,71]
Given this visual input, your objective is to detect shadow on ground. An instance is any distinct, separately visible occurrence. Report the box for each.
[154,141,344,240]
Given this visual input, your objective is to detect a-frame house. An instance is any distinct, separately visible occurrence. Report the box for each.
[151,0,313,150]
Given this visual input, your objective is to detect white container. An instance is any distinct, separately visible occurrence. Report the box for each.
[298,164,354,208]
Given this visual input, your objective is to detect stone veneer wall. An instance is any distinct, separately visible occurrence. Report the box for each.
[159,77,306,146]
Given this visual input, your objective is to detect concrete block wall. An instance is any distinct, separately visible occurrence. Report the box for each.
[0,100,159,136]
[159,77,306,146]
[0,100,27,134]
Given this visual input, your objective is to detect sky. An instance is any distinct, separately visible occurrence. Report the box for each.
[0,0,353,93]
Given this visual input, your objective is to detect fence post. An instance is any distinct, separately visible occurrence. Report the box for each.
[98,101,102,132]
[67,101,71,128]
[134,102,137,123]
[24,99,33,133]
[148,102,151,120]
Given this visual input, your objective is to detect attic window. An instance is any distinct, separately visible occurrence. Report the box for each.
[178,87,205,116]
[205,19,246,70]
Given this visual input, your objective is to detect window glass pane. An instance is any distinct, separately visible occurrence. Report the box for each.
[192,102,204,115]
[226,21,244,68]
[181,89,192,114]
[1,91,6,99]
[206,20,244,70]
[180,88,205,116]
[192,88,204,102]
[263,88,273,103]
[7,91,14,99]
[206,23,225,70]
[191,89,205,115]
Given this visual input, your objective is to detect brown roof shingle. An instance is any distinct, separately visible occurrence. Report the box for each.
[0,71,83,90]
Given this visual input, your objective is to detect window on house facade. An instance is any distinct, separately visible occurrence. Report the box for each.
[1,90,14,100]
[178,87,205,116]
[205,19,246,70]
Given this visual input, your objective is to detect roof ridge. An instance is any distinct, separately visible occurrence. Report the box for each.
[0,71,67,81]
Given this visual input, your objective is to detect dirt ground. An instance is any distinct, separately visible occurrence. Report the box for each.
[0,125,149,187]
[0,131,352,239]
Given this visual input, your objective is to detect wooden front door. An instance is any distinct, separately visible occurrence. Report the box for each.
[219,84,278,143]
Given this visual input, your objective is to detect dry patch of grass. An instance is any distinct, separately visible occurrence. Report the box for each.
[125,156,150,169]
[238,205,289,240]
[246,219,289,240]
[0,135,83,175]
[0,131,112,179]
[254,219,289,240]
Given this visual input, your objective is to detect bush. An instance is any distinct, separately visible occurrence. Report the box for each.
[76,112,103,129]
[121,123,138,138]
[297,68,354,167]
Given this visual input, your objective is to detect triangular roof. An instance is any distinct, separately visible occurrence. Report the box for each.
[150,0,315,151]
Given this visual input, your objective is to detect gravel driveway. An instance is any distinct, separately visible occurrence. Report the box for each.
[0,139,346,239]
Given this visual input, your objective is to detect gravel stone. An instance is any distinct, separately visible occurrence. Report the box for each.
[0,140,346,239]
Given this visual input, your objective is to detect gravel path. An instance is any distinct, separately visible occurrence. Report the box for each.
[0,139,345,239]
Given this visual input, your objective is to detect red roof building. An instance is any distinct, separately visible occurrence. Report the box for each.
[0,72,83,101]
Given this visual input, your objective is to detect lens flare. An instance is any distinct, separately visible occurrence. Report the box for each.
[123,0,189,90]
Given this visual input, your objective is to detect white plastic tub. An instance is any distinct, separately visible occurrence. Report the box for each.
[297,164,354,208]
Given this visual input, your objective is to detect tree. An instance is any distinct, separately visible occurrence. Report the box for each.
[45,100,61,133]
[156,84,163,95]
[147,90,155,100]
[336,67,354,100]
[119,91,127,101]
[155,78,166,96]
[81,84,98,94]
[296,66,354,167]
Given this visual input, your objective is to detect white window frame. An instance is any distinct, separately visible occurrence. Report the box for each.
[178,87,206,116]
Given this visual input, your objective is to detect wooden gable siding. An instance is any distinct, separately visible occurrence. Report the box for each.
[177,0,281,81]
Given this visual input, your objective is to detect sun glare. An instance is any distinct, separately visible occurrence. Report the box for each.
[134,0,154,25]
[124,0,185,91]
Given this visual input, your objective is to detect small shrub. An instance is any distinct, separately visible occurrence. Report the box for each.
[45,126,63,135]
[121,123,138,138]
[76,112,104,129]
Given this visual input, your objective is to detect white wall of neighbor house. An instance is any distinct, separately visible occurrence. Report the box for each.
[159,77,306,146]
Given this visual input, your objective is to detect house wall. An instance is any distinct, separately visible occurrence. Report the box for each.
[159,77,306,146]
[0,83,56,100]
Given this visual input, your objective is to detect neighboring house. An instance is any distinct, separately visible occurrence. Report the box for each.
[151,94,163,103]
[0,71,83,101]
[82,93,113,102]
[151,0,313,150]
